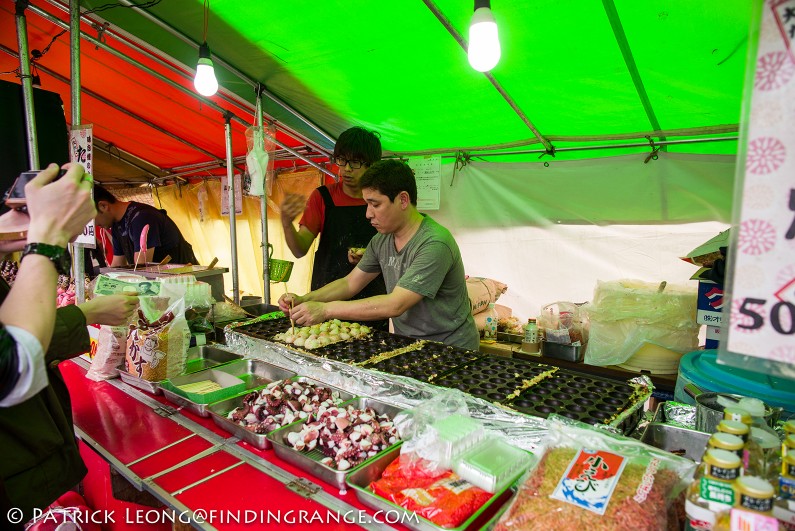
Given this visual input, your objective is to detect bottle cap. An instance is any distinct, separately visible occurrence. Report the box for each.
[735,476,774,499]
[723,407,752,425]
[528,318,536,323]
[717,420,749,437]
[750,427,780,450]
[708,432,744,452]
[785,434,795,449]
[703,448,741,469]
[784,419,795,435]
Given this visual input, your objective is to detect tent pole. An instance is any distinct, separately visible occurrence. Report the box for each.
[256,87,271,305]
[26,4,337,180]
[224,113,239,305]
[69,0,88,303]
[14,2,39,169]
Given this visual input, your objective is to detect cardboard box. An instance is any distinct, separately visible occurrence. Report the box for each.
[697,280,724,327]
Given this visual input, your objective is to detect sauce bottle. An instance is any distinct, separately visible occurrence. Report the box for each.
[714,476,782,530]
[723,409,764,477]
[685,449,742,530]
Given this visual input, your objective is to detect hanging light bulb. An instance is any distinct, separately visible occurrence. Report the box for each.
[194,41,218,97]
[468,0,501,72]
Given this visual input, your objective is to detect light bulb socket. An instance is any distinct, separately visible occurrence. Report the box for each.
[474,0,491,10]
[198,41,212,60]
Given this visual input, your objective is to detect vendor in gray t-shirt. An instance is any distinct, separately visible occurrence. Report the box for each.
[279,159,479,351]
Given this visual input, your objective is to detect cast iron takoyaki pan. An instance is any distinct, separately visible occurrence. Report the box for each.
[506,371,642,434]
[231,316,292,340]
[433,356,555,403]
[311,330,420,364]
[367,342,486,383]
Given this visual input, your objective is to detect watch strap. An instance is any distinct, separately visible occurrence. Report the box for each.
[21,242,71,276]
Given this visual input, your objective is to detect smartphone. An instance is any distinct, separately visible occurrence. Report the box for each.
[3,168,67,209]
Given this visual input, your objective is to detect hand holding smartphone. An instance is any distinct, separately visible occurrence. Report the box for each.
[3,168,67,209]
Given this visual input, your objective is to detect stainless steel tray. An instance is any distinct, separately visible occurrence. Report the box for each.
[208,376,355,449]
[183,345,242,373]
[161,360,294,417]
[346,445,517,531]
[640,422,710,463]
[268,396,404,489]
[117,344,242,395]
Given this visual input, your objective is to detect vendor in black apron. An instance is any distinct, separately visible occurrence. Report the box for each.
[280,127,387,329]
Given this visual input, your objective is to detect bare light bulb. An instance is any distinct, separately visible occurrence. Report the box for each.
[194,42,218,97]
[468,6,501,72]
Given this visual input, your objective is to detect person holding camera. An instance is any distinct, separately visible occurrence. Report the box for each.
[0,163,138,526]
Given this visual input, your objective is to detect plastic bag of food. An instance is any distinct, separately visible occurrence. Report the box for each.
[370,453,493,528]
[537,301,587,345]
[583,279,699,366]
[125,297,189,381]
[495,416,696,531]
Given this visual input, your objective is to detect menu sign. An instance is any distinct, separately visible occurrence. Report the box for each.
[70,124,95,247]
[725,1,795,367]
[408,155,441,211]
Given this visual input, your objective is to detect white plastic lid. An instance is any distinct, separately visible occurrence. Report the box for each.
[738,397,766,417]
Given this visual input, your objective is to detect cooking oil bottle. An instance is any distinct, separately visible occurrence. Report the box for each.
[685,448,742,530]
[714,476,782,530]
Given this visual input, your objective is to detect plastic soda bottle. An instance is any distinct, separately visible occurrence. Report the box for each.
[482,303,498,343]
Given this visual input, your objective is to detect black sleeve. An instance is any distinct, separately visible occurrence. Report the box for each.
[0,326,21,402]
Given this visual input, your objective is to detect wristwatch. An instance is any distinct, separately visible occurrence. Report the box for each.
[21,242,72,275]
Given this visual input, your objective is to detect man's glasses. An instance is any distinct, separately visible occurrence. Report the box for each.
[332,157,368,169]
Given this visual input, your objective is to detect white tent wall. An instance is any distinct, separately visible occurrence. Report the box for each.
[431,153,735,319]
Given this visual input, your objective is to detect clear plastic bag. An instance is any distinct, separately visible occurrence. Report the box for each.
[495,416,696,531]
[537,301,587,345]
[583,279,699,366]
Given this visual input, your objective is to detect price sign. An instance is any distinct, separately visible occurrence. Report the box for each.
[725,2,795,365]
[408,155,441,211]
[70,124,96,248]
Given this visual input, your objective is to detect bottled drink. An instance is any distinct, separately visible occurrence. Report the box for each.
[521,318,539,353]
[686,449,742,530]
[482,303,498,343]
[714,476,781,530]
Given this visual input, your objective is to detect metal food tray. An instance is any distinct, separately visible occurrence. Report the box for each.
[207,377,356,450]
[433,356,555,403]
[506,371,645,435]
[161,369,247,416]
[118,344,242,395]
[640,403,710,463]
[267,396,404,489]
[346,444,517,531]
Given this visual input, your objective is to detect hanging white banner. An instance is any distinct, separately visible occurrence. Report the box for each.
[408,154,441,211]
[70,124,95,248]
[221,174,243,215]
[725,1,795,372]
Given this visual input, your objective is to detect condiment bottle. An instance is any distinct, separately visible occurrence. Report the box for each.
[686,449,742,530]
[773,453,795,528]
[783,434,795,471]
[723,409,763,477]
[521,318,540,353]
[714,476,782,530]
[482,303,498,343]
[708,433,745,460]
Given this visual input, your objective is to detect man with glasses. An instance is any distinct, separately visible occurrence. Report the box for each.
[280,127,387,308]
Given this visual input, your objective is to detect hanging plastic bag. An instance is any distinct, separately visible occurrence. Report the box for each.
[583,279,699,366]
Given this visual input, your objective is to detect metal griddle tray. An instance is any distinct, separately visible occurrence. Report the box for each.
[346,444,517,531]
[267,396,404,490]
[229,315,292,340]
[207,376,355,450]
[506,370,643,434]
[367,342,485,383]
[312,330,420,364]
[433,356,555,403]
[118,344,243,395]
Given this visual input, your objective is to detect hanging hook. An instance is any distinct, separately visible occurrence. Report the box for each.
[450,151,470,186]
[644,135,660,164]
[538,144,556,167]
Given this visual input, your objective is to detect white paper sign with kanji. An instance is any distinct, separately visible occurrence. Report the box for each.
[221,174,243,215]
[70,125,95,248]
[726,1,795,365]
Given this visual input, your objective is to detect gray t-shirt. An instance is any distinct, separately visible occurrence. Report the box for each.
[357,215,479,350]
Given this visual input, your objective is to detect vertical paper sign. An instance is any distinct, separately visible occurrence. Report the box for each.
[70,125,95,248]
[221,174,243,215]
[408,155,441,211]
[725,1,795,366]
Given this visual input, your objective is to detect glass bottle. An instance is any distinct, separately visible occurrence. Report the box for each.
[708,433,745,461]
[773,452,795,528]
[714,476,782,530]
[685,449,742,530]
[521,318,539,353]
[482,303,498,343]
[722,410,763,477]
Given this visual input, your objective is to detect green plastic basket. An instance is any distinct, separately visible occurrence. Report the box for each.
[267,244,294,283]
